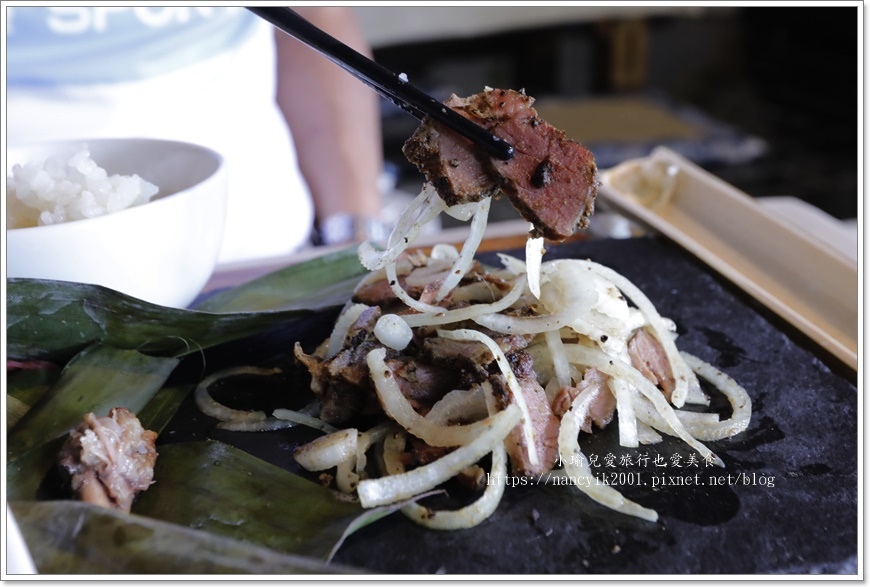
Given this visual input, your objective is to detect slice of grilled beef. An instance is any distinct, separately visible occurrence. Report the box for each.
[403,88,599,241]
[491,351,561,477]
[628,328,676,402]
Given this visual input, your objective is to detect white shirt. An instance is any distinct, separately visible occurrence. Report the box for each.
[7,7,314,265]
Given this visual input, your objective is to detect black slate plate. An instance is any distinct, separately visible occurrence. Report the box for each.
[163,236,858,575]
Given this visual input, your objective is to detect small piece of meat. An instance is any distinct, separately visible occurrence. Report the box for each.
[294,304,390,426]
[404,436,453,466]
[455,465,486,491]
[492,352,561,477]
[353,277,397,307]
[58,407,157,513]
[348,305,381,338]
[425,329,532,366]
[402,119,500,206]
[318,379,379,426]
[628,329,676,401]
[423,337,493,376]
[353,271,449,309]
[506,348,536,380]
[384,357,462,413]
[326,340,382,387]
[296,310,462,424]
[403,88,599,241]
[552,368,616,433]
[296,338,386,426]
[352,251,431,308]
[294,342,327,392]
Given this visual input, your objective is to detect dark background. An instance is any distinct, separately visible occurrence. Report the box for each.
[371,6,858,221]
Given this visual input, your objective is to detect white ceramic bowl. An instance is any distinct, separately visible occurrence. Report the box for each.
[6,138,228,308]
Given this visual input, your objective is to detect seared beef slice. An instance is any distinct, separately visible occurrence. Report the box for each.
[403,88,599,241]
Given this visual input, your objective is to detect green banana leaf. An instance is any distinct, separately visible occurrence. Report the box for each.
[6,384,195,502]
[133,440,399,562]
[5,247,389,572]
[6,366,61,410]
[6,246,366,364]
[194,245,365,313]
[9,501,364,575]
[7,395,31,431]
[6,439,67,503]
[136,384,195,435]
[6,366,62,429]
[6,345,180,501]
[7,344,179,461]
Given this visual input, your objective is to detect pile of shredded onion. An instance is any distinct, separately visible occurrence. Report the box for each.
[197,183,752,531]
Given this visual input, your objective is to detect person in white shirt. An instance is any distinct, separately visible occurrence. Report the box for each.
[6,6,384,264]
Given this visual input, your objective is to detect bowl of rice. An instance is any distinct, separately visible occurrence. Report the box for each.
[6,138,228,308]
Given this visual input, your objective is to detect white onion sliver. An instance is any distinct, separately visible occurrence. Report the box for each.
[448,281,509,304]
[631,376,749,443]
[572,259,698,407]
[525,233,544,299]
[429,243,460,262]
[544,329,571,389]
[426,386,489,426]
[473,310,570,336]
[356,422,393,473]
[272,408,339,434]
[674,410,721,427]
[357,403,521,508]
[194,366,282,424]
[685,384,711,406]
[216,418,297,432]
[368,348,500,448]
[437,328,539,468]
[401,442,508,530]
[561,343,722,466]
[679,352,752,440]
[610,378,639,448]
[444,201,479,221]
[434,197,491,301]
[326,303,369,358]
[636,420,664,444]
[385,259,446,314]
[374,314,414,350]
[497,253,527,275]
[381,427,408,476]
[558,387,658,522]
[401,275,526,328]
[358,185,445,271]
[294,428,358,471]
[389,184,434,246]
[335,458,360,494]
[402,259,453,288]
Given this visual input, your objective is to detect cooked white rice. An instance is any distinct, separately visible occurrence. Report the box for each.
[6,146,159,229]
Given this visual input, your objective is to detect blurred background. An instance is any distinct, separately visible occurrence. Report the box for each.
[353,5,858,227]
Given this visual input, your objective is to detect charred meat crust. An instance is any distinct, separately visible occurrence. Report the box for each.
[403,88,600,241]
[401,123,500,206]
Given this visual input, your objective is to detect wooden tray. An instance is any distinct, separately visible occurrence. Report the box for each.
[599,146,858,371]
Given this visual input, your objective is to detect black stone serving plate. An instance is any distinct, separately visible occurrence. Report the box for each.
[163,236,858,575]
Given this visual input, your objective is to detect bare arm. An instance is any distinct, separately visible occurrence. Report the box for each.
[274,7,384,243]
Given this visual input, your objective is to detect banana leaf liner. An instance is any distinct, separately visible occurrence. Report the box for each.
[6,246,367,363]
[6,246,403,572]
[10,500,363,575]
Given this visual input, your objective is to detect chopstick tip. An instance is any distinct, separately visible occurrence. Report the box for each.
[491,138,515,161]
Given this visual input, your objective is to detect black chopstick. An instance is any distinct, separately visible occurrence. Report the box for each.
[248,7,515,161]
